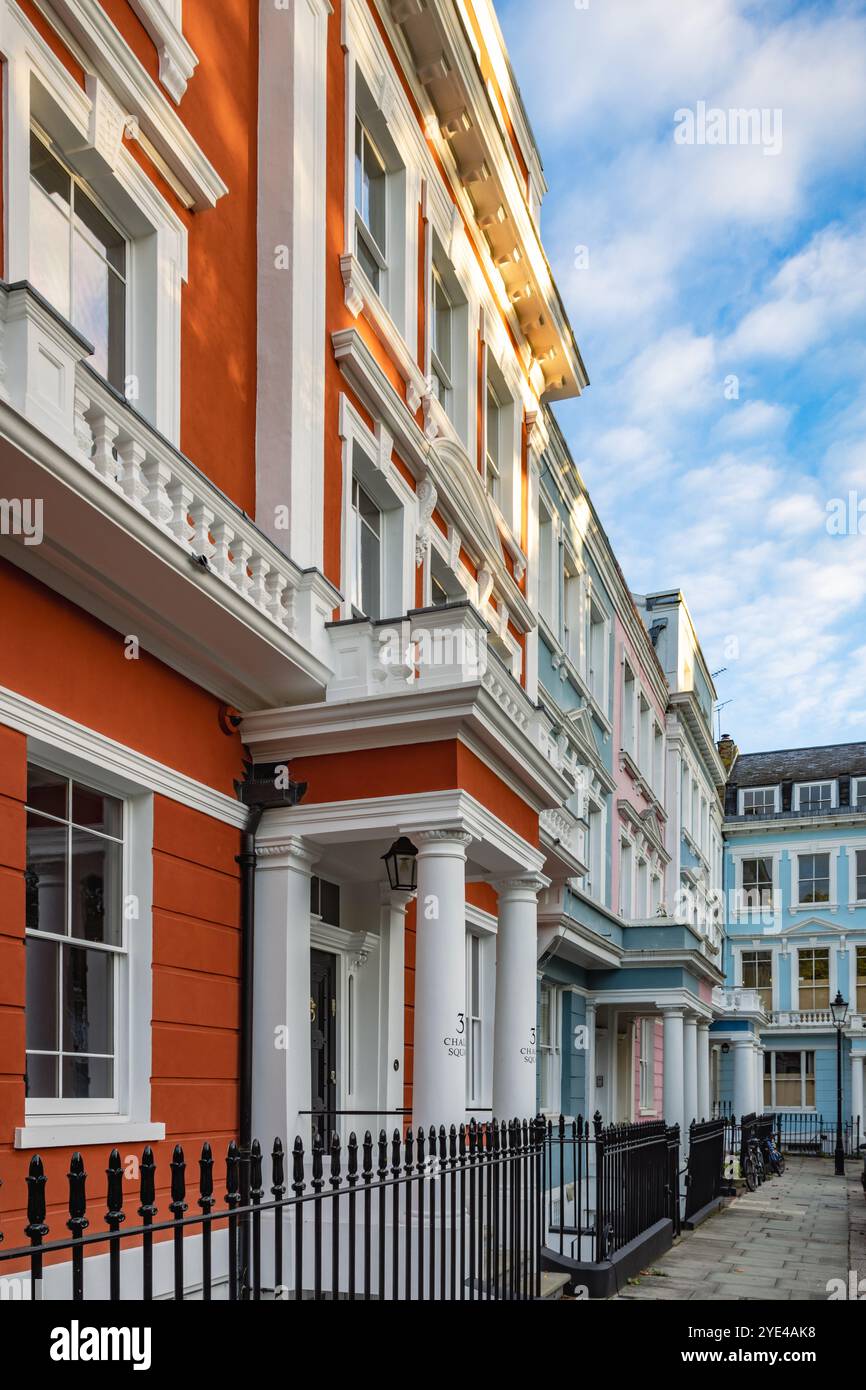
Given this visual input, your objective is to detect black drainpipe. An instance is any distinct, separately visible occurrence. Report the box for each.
[237,803,264,1154]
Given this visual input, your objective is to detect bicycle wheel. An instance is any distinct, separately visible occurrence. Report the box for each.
[743,1153,758,1192]
[755,1151,765,1185]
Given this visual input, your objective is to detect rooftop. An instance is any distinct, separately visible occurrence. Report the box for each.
[729,742,866,787]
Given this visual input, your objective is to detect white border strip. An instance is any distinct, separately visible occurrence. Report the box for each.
[0,683,247,827]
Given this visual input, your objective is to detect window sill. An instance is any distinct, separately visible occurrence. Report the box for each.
[339,252,426,414]
[15,1118,166,1149]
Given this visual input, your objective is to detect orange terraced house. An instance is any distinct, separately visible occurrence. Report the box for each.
[0,0,590,1295]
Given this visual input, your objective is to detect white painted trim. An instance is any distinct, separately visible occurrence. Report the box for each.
[15,1119,165,1147]
[738,785,780,816]
[788,843,842,912]
[128,0,198,103]
[7,18,188,442]
[27,0,227,208]
[791,941,838,1013]
[0,683,248,827]
[848,842,866,909]
[256,787,545,878]
[732,939,779,1012]
[792,780,838,812]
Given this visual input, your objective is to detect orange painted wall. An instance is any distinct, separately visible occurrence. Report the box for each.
[0,730,243,1262]
[0,561,242,795]
[15,1,258,514]
[291,739,538,845]
[97,0,259,513]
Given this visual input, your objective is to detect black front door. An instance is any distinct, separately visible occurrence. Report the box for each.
[310,950,338,1138]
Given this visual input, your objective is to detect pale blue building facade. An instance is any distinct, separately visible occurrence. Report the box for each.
[713,740,866,1144]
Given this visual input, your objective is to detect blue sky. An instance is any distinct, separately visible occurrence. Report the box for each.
[495,0,866,754]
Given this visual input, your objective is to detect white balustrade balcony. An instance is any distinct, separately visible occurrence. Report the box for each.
[0,281,337,707]
[766,1009,865,1031]
[712,986,767,1019]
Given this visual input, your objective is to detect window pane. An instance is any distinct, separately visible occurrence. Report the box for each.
[74,185,125,275]
[355,227,380,292]
[26,812,68,935]
[70,828,122,944]
[27,765,68,819]
[360,516,381,620]
[62,944,113,1054]
[25,936,59,1051]
[29,134,71,320]
[72,782,123,838]
[318,878,340,928]
[470,935,480,1016]
[73,228,125,388]
[26,1053,59,1100]
[63,1055,113,1100]
[362,135,386,251]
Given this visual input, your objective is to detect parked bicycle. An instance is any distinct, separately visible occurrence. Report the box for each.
[741,1134,765,1191]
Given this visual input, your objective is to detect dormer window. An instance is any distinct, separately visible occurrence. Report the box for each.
[853,777,866,811]
[795,782,834,813]
[740,787,777,816]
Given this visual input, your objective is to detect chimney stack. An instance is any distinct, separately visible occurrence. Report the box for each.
[717,732,738,771]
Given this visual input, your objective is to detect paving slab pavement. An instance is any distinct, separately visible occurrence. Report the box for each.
[610,1156,858,1302]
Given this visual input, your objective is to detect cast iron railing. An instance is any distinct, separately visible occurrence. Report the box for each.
[683,1118,726,1221]
[0,1118,545,1302]
[722,1111,862,1161]
[543,1114,680,1263]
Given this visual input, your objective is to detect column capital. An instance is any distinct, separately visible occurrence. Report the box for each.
[379,883,416,911]
[661,1006,685,1019]
[697,1019,711,1034]
[494,871,550,899]
[413,827,473,850]
[255,836,320,873]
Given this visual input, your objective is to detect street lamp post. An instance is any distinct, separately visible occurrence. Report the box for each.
[830,990,849,1177]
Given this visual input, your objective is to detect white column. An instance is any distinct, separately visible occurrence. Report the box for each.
[378,886,413,1114]
[683,1014,698,1139]
[697,1021,711,1122]
[492,874,546,1121]
[732,1038,755,1118]
[753,1045,765,1114]
[412,829,472,1131]
[607,1011,619,1123]
[663,1009,685,1137]
[252,835,319,1149]
[851,1053,865,1146]
[585,1000,597,1121]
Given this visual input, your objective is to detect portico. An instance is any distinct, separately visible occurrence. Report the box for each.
[248,784,549,1148]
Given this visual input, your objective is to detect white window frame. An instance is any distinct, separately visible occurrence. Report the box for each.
[736,945,775,1012]
[466,930,485,1109]
[731,849,782,919]
[538,982,562,1115]
[790,844,840,911]
[583,793,607,907]
[739,786,779,816]
[537,495,559,634]
[29,122,130,392]
[618,834,634,920]
[639,1018,655,1113]
[764,1049,817,1111]
[337,394,414,621]
[849,845,866,907]
[17,740,159,1148]
[10,59,187,443]
[794,781,837,813]
[794,945,835,1013]
[853,777,866,811]
[483,347,518,529]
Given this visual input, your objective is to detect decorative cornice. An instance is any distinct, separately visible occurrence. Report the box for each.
[128,0,198,103]
[43,0,226,208]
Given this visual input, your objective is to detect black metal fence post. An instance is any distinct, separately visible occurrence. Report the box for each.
[105,1149,125,1302]
[24,1154,47,1301]
[66,1153,88,1302]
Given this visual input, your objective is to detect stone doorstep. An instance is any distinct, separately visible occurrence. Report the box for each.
[539,1271,571,1300]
